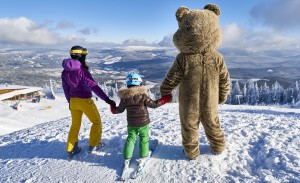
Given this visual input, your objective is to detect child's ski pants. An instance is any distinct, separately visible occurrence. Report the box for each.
[124,124,149,159]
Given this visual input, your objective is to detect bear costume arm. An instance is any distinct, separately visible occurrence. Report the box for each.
[218,56,231,104]
[160,54,184,96]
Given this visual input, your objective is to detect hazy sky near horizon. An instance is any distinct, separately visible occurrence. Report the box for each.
[0,0,299,51]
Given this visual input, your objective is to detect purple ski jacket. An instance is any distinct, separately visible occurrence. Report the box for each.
[61,59,108,103]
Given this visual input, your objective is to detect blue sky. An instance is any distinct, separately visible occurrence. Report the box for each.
[0,0,299,51]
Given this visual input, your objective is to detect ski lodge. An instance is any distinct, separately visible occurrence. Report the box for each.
[0,84,43,101]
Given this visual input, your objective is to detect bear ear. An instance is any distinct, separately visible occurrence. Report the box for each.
[176,6,190,22]
[204,4,221,16]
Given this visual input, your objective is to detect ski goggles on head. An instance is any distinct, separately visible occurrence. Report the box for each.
[69,48,88,55]
[82,49,88,55]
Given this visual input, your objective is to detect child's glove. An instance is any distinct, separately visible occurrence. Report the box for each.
[110,103,116,114]
[159,94,172,105]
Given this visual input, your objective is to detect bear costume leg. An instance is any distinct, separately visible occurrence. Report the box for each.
[179,108,201,160]
[179,106,226,159]
[200,112,226,153]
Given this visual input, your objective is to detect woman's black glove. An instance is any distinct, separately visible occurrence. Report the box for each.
[105,98,116,105]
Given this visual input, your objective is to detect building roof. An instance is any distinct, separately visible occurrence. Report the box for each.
[0,85,43,101]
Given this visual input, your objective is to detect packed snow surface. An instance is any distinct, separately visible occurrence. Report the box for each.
[0,95,299,183]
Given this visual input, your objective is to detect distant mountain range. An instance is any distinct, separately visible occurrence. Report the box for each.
[0,46,299,88]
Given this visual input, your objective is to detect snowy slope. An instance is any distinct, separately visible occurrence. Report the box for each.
[0,98,299,183]
[0,95,70,135]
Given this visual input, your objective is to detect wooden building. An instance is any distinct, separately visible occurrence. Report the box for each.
[0,85,43,101]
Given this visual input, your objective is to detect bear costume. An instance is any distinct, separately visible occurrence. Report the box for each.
[160,4,231,159]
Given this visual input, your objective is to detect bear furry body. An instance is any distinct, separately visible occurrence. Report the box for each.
[160,4,231,159]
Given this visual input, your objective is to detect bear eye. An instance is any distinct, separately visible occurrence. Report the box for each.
[186,25,191,30]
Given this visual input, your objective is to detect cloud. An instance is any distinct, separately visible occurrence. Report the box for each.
[221,23,300,52]
[222,23,242,44]
[56,20,74,29]
[142,22,300,55]
[0,17,58,45]
[156,23,300,53]
[0,17,85,47]
[78,27,98,35]
[250,0,300,31]
[79,28,91,35]
[158,34,174,47]
[40,19,55,28]
[123,38,148,46]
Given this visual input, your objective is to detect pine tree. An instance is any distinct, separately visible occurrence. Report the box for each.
[231,81,242,105]
[242,83,248,104]
[259,82,270,105]
[247,81,259,105]
[285,87,294,105]
[254,82,259,105]
[295,81,300,103]
[101,81,108,96]
[108,84,118,99]
[114,82,118,95]
[270,81,284,105]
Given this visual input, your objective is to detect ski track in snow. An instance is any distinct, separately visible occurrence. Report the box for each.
[0,104,300,183]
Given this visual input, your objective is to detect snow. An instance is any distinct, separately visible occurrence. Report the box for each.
[0,95,69,135]
[0,93,299,182]
[101,55,122,64]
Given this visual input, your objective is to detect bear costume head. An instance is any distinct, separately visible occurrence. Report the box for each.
[173,4,222,54]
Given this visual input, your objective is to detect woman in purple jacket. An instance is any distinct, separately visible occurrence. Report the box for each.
[61,45,115,158]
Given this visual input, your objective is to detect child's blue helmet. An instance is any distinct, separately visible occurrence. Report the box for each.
[126,73,142,86]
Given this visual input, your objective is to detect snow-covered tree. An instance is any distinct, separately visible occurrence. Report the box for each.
[100,81,108,96]
[259,82,270,105]
[231,81,242,105]
[269,81,284,105]
[295,81,300,103]
[108,82,118,99]
[285,87,295,105]
[242,83,248,104]
[247,81,259,105]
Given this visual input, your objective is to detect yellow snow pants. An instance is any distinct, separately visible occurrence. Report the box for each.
[66,98,102,152]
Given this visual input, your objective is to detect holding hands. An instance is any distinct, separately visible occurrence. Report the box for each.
[105,98,116,114]
[159,94,172,105]
[105,98,115,105]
